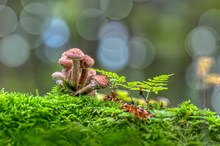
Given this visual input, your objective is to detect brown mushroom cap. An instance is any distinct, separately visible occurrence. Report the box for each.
[61,51,69,57]
[92,75,109,88]
[58,57,72,68]
[88,69,96,77]
[67,48,84,60]
[80,55,95,68]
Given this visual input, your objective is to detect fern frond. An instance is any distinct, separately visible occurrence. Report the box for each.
[126,74,173,94]
[148,74,174,83]
[144,74,174,94]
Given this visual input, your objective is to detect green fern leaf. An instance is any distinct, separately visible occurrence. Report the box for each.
[126,74,173,94]
[145,74,173,94]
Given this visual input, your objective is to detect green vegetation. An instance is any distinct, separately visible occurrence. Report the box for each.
[95,69,173,106]
[0,87,220,146]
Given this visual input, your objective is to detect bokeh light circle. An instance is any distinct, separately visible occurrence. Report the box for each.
[97,37,129,71]
[97,21,129,71]
[23,2,48,15]
[0,34,30,67]
[211,86,220,114]
[129,37,155,69]
[98,21,129,41]
[45,47,66,63]
[76,8,108,41]
[100,0,133,20]
[19,2,51,35]
[20,0,51,7]
[42,17,70,48]
[199,9,220,35]
[0,5,17,37]
[13,23,43,49]
[185,26,218,57]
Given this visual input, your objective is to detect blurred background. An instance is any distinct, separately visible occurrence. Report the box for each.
[1,0,220,112]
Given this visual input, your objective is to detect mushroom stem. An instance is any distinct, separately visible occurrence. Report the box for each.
[74,75,108,96]
[78,69,89,89]
[70,60,81,88]
[66,48,84,89]
[78,55,95,89]
[78,69,96,89]
[74,81,97,96]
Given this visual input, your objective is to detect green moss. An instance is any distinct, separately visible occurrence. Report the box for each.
[0,87,220,146]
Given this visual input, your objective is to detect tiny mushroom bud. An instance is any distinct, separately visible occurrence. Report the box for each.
[52,72,65,86]
[74,75,109,96]
[67,48,85,89]
[88,69,96,79]
[78,55,95,89]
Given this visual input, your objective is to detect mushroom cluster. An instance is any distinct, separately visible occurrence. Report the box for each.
[52,48,109,96]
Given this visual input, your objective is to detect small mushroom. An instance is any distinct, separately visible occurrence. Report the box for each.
[74,75,109,96]
[78,55,95,89]
[67,48,85,89]
[58,57,73,87]
[52,72,65,86]
[58,50,73,67]
[58,57,72,77]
